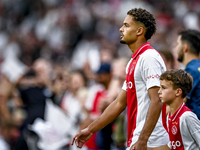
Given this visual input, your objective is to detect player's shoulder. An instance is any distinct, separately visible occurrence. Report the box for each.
[139,49,164,65]
[180,110,198,122]
[180,110,200,133]
[141,49,162,59]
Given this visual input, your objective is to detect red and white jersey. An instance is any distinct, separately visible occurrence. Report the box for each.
[164,103,200,150]
[122,43,169,148]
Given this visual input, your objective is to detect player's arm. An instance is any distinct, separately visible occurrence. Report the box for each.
[132,86,163,150]
[71,89,127,148]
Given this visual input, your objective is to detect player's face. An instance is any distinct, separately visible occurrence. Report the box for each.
[158,80,176,105]
[119,15,139,45]
[176,35,184,62]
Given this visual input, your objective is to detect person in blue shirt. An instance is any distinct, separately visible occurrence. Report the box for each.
[175,29,200,119]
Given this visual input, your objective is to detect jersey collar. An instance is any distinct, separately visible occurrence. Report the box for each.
[132,43,151,60]
[169,102,185,122]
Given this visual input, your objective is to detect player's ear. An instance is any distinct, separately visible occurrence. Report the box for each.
[183,43,189,53]
[137,27,144,36]
[175,88,182,97]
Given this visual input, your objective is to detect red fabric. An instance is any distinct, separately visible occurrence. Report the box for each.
[162,103,168,132]
[126,43,153,147]
[85,133,98,149]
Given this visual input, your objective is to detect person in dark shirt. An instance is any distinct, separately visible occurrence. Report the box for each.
[15,59,54,150]
[175,29,200,119]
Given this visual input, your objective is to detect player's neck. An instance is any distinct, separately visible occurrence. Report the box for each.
[128,39,147,54]
[183,53,199,67]
[169,99,184,116]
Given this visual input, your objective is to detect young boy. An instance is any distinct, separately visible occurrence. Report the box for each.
[156,69,200,150]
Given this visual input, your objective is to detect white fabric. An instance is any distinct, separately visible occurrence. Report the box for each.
[29,100,72,150]
[71,40,101,72]
[0,135,10,150]
[29,92,83,150]
[84,83,105,111]
[180,111,200,150]
[1,55,27,83]
[61,92,83,125]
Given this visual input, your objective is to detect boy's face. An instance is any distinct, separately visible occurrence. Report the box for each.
[158,80,177,105]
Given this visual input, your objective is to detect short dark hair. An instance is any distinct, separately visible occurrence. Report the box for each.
[178,29,200,56]
[127,8,156,40]
[160,69,193,98]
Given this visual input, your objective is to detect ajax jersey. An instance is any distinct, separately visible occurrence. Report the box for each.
[163,103,200,150]
[122,43,169,148]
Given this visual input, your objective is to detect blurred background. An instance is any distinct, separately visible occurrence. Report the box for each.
[0,0,199,150]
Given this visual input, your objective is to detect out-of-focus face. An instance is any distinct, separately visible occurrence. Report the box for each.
[33,59,51,85]
[119,15,139,45]
[70,72,85,92]
[158,80,176,105]
[95,73,110,85]
[176,35,184,62]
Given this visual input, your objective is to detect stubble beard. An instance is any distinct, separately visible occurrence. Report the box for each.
[120,40,126,44]
[177,53,184,63]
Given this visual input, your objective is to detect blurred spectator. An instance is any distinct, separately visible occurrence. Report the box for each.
[0,74,21,150]
[108,58,128,150]
[15,58,54,150]
[175,29,200,120]
[81,63,113,150]
[57,69,88,150]
[0,120,19,150]
[159,48,175,70]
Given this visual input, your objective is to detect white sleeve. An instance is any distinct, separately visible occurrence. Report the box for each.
[167,141,171,149]
[139,50,166,90]
[121,58,132,91]
[122,80,127,91]
[180,111,200,148]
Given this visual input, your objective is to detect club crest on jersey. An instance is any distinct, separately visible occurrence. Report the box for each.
[171,125,178,135]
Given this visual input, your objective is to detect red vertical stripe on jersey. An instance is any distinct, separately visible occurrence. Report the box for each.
[126,43,153,147]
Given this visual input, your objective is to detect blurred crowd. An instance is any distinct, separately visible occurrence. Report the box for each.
[0,0,200,150]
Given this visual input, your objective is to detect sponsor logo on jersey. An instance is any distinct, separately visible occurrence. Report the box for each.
[170,141,181,149]
[127,81,133,89]
[145,74,160,81]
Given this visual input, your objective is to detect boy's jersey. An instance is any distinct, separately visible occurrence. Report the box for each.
[122,43,169,148]
[164,103,200,150]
